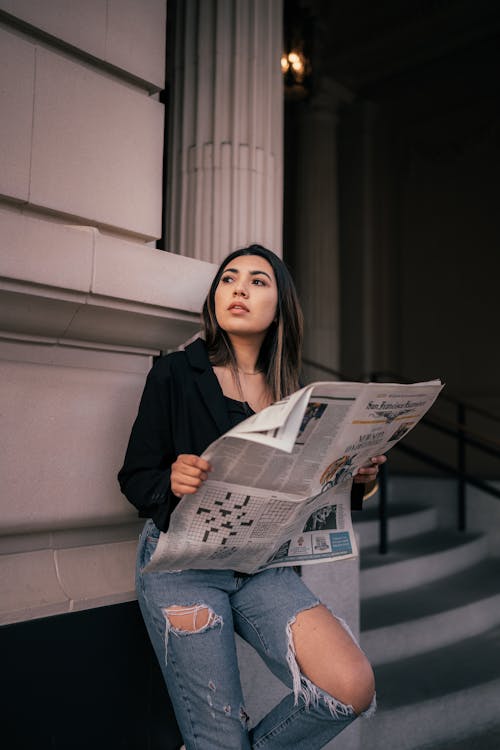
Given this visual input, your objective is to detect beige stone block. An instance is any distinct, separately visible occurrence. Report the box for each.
[93,235,216,312]
[30,48,164,238]
[0,289,83,339]
[106,0,166,88]
[0,28,35,201]
[0,208,94,291]
[56,540,137,609]
[0,359,144,533]
[0,0,165,88]
[0,549,68,624]
[0,0,107,59]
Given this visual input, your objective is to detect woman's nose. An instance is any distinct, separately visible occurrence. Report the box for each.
[233,281,248,297]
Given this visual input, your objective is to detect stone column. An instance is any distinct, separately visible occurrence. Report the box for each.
[338,99,390,380]
[166,0,284,264]
[288,77,352,375]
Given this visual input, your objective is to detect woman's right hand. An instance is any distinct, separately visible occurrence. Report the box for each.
[171,454,212,498]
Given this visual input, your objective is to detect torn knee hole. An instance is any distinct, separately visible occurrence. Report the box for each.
[162,604,219,633]
[286,603,360,718]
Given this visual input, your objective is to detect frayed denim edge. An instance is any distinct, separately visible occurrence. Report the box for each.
[161,604,223,666]
[330,611,377,719]
[285,603,376,720]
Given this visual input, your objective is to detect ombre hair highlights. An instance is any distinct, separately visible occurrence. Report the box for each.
[202,245,303,401]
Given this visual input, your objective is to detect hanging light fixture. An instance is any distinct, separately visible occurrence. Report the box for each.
[281,47,311,99]
[281,49,308,84]
[282,0,313,100]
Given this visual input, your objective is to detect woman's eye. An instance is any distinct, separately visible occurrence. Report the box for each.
[252,278,266,286]
[221,276,234,283]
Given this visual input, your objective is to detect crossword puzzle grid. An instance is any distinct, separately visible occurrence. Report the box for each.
[191,488,259,545]
[250,501,291,538]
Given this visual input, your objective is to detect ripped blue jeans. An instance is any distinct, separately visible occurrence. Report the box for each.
[136,520,374,749]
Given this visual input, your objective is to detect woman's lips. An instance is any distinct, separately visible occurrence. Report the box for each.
[228,303,249,313]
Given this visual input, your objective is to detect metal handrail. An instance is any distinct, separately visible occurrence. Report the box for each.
[370,369,500,425]
[302,356,500,553]
[416,415,500,458]
[395,443,500,501]
[303,358,500,456]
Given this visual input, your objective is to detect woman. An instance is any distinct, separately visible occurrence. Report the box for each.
[118,245,383,749]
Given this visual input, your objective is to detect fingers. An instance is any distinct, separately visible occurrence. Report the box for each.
[175,454,212,475]
[353,455,387,484]
[366,455,387,469]
[171,454,212,497]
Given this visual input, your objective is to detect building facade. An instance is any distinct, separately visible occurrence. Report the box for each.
[2,1,499,747]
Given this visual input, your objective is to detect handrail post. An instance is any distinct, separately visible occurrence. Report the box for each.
[458,403,466,531]
[378,461,388,554]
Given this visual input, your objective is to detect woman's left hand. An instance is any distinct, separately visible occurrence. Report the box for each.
[353,455,387,484]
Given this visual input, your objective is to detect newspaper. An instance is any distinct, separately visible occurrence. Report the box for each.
[145,379,443,574]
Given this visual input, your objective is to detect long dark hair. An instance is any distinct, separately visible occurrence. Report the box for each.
[202,245,303,401]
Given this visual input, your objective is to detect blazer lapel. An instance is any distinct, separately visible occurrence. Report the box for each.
[186,338,231,435]
[197,368,231,435]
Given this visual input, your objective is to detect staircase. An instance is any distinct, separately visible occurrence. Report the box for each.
[354,493,500,750]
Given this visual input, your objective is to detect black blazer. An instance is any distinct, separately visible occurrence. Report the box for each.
[118,337,231,531]
[118,337,364,532]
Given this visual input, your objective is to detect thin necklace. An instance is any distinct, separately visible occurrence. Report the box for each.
[237,368,263,376]
[217,366,269,411]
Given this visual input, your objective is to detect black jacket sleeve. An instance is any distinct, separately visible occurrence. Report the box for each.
[117,361,179,531]
[350,481,365,511]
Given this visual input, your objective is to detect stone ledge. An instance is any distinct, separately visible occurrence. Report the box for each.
[0,285,204,350]
[0,520,143,555]
[0,209,216,349]
[0,539,138,626]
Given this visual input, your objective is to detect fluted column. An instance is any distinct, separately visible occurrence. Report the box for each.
[290,77,352,374]
[166,0,284,264]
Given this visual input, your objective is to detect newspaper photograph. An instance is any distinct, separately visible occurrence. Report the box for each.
[144,379,443,574]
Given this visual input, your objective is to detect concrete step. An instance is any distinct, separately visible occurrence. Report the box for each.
[360,529,488,598]
[353,501,438,549]
[361,558,500,664]
[415,723,500,750]
[361,625,500,750]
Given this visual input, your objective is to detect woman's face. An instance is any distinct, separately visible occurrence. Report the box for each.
[214,254,278,340]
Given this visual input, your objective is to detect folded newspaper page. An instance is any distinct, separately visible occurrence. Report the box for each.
[144,379,443,574]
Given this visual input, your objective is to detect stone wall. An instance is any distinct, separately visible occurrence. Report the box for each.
[0,0,216,625]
